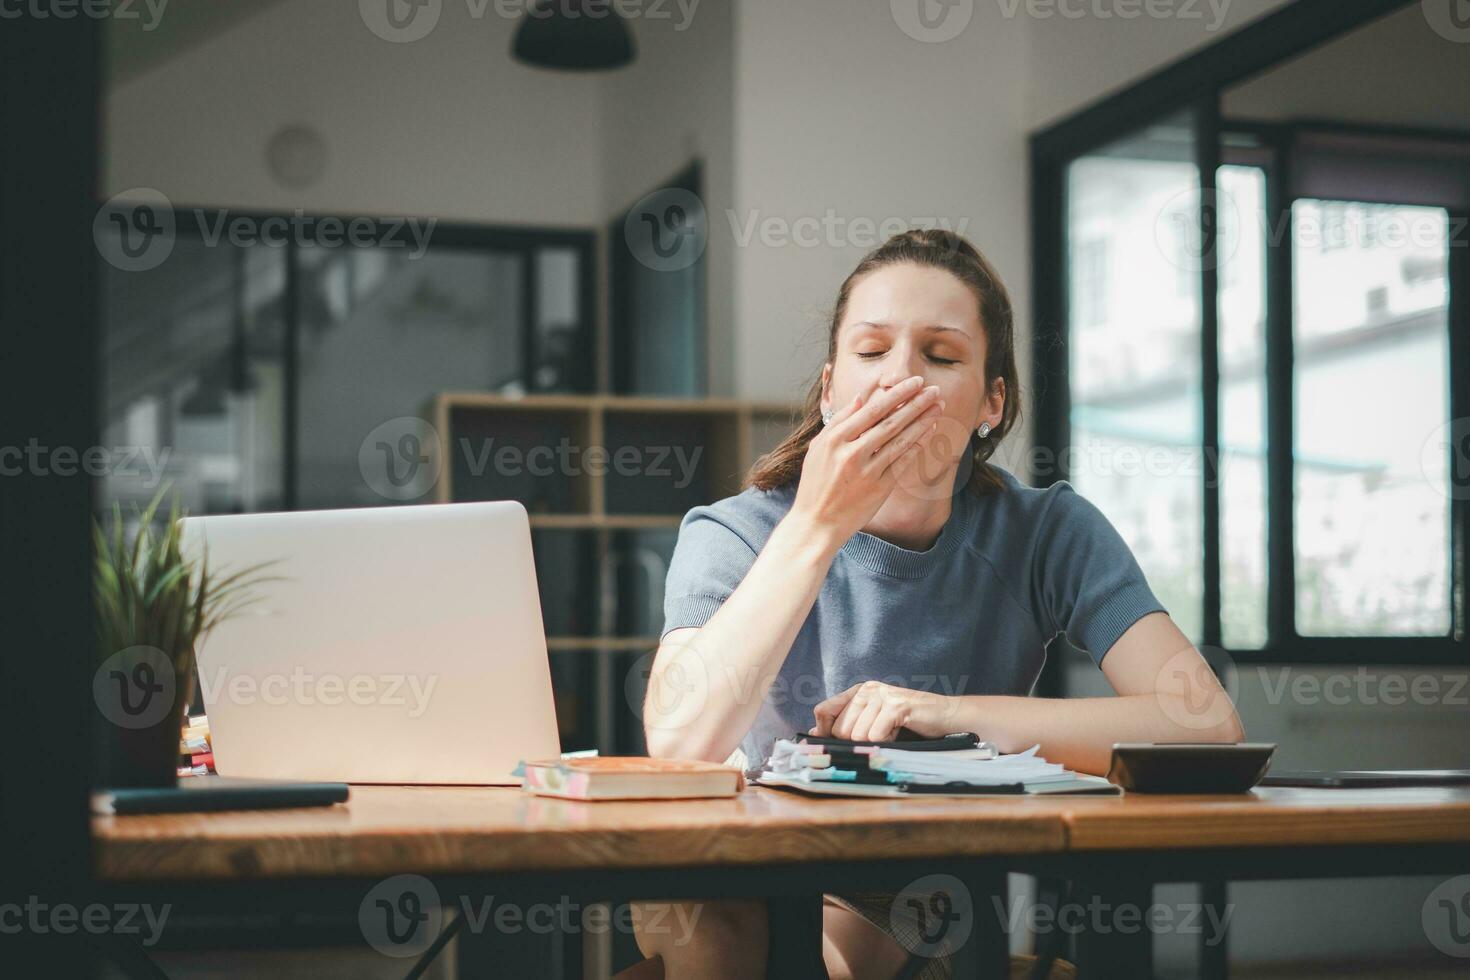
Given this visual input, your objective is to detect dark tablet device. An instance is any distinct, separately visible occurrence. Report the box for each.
[792,730,984,753]
[1259,769,1470,789]
[93,777,350,815]
[1106,743,1276,794]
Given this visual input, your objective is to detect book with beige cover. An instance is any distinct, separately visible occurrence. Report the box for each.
[518,757,746,801]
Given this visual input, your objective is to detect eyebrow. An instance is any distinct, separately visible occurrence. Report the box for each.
[851,321,971,338]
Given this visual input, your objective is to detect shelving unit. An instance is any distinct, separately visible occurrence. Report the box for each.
[427,392,797,752]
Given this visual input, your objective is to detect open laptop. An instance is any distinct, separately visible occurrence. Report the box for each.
[178,501,561,785]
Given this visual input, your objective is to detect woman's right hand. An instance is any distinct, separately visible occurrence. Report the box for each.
[787,374,943,546]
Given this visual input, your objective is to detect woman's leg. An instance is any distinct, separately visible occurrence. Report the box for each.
[822,895,920,980]
[630,898,768,980]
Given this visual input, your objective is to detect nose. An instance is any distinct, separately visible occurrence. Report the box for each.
[879,345,927,390]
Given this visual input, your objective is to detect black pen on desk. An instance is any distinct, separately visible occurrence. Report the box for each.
[897,781,1026,795]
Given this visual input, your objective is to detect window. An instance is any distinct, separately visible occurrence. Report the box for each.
[97,209,596,515]
[1036,115,1468,664]
[1291,200,1452,637]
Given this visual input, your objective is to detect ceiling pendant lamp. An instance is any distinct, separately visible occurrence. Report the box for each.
[512,0,637,71]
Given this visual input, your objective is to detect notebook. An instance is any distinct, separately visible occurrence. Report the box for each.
[756,736,1119,797]
[516,756,746,801]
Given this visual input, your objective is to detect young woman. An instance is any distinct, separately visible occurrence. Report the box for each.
[627,229,1243,980]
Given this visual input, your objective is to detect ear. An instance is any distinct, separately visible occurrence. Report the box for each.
[978,377,1005,430]
[819,362,833,416]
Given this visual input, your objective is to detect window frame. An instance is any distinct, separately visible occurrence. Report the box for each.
[95,204,598,512]
[1029,0,1470,666]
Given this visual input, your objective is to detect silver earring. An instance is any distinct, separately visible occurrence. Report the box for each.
[821,408,834,426]
[977,422,991,438]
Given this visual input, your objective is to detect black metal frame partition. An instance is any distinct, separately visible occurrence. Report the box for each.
[1030,0,1469,681]
[96,206,598,513]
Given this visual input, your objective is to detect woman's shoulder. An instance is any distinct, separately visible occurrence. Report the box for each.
[965,466,1099,552]
[974,465,1079,519]
[676,482,798,553]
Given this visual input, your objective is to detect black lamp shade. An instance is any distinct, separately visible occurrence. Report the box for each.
[512,0,636,71]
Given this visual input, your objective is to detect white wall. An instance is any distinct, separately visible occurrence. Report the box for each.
[1224,3,1470,130]
[597,1,737,394]
[1023,0,1293,129]
[107,0,1294,412]
[105,0,608,225]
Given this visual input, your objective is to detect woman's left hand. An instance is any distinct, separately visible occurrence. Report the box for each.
[810,680,963,742]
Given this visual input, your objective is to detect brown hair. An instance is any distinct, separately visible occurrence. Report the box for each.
[744,228,1021,497]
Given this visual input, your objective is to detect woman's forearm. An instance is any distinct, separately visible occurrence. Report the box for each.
[644,514,843,763]
[943,693,1245,776]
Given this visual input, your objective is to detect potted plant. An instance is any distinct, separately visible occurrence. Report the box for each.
[92,490,273,788]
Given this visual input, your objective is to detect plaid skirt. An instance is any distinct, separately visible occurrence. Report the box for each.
[824,890,955,980]
[823,891,1077,980]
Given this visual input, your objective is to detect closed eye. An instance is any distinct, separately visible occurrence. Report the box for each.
[856,351,960,365]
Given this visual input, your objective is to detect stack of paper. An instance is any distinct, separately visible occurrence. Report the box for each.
[758,738,1118,797]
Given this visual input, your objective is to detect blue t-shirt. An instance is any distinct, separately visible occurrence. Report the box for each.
[659,465,1166,768]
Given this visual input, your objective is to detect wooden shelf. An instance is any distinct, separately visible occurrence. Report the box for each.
[546,636,660,651]
[430,392,799,513]
[427,391,801,755]
[529,514,682,530]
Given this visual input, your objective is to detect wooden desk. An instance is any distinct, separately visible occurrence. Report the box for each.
[1026,786,1470,980]
[1058,785,1470,851]
[92,785,1470,980]
[94,784,1067,882]
[95,786,1068,980]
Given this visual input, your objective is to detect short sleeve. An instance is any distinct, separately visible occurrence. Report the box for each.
[660,507,760,640]
[1030,482,1167,665]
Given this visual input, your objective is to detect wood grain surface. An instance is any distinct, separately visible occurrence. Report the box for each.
[93,785,1068,881]
[1056,786,1470,851]
[93,785,1470,882]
